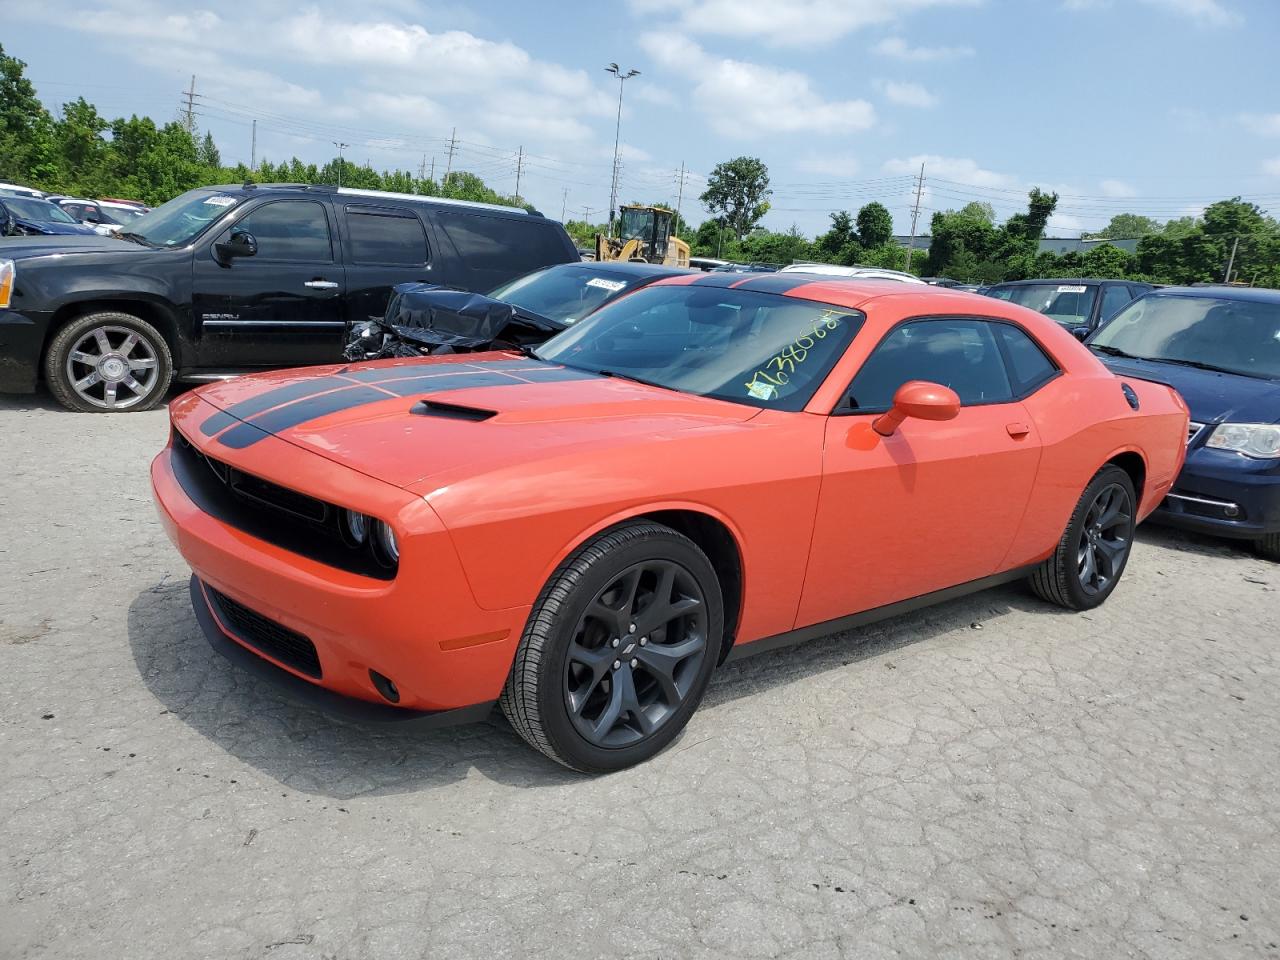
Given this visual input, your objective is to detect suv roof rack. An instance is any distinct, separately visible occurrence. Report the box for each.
[336,186,533,216]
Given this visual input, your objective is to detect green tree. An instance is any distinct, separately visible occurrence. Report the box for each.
[957,201,995,225]
[197,131,221,168]
[855,201,894,249]
[813,210,859,263]
[1087,213,1160,240]
[0,43,57,184]
[700,156,771,241]
[1081,243,1136,278]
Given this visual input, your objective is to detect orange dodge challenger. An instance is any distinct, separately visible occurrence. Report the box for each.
[152,274,1188,771]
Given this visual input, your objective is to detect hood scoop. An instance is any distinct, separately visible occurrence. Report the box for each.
[409,399,497,422]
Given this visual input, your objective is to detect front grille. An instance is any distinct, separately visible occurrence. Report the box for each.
[205,584,322,678]
[171,428,396,580]
[1188,421,1205,445]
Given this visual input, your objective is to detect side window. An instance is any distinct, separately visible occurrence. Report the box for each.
[231,200,332,261]
[848,318,1013,411]
[995,323,1058,395]
[1100,284,1133,323]
[345,206,429,265]
[434,211,567,274]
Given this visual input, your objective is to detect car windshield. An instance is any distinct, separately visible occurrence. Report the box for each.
[103,205,145,223]
[536,285,865,411]
[618,208,655,242]
[5,197,79,223]
[488,266,653,325]
[1090,294,1280,380]
[989,283,1097,326]
[120,188,241,247]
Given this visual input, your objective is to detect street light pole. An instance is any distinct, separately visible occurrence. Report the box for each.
[333,141,349,189]
[605,63,640,239]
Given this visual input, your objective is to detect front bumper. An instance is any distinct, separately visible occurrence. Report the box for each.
[1151,445,1280,539]
[0,309,49,393]
[189,576,495,728]
[151,395,531,716]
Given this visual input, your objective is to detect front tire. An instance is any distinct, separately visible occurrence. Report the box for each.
[45,311,173,412]
[1256,533,1280,562]
[500,522,723,773]
[1030,465,1137,610]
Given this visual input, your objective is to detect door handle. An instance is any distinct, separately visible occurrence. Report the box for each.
[304,279,339,290]
[1006,421,1031,438]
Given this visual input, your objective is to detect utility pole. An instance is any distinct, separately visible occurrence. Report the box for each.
[443,127,457,195]
[674,161,687,236]
[514,145,524,203]
[1224,236,1240,283]
[605,64,640,238]
[418,154,427,180]
[905,161,926,274]
[582,206,593,226]
[250,119,256,173]
[561,187,568,221]
[333,141,349,188]
[428,156,435,184]
[182,75,198,133]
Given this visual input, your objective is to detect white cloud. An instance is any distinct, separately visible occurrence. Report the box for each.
[1263,157,1280,177]
[1239,113,1280,137]
[873,36,975,60]
[1064,0,1240,23]
[629,0,983,46]
[876,80,938,108]
[638,33,876,137]
[1047,212,1085,235]
[1100,179,1137,197]
[882,154,1017,188]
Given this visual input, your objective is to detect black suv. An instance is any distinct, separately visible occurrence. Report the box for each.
[984,278,1154,339]
[0,183,580,411]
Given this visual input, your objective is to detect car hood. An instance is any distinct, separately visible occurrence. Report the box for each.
[190,353,759,490]
[12,218,99,236]
[1099,356,1280,424]
[0,233,142,259]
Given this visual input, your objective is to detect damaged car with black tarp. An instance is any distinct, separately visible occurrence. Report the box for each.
[345,261,688,360]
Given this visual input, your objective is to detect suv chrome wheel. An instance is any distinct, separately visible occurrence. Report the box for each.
[64,324,160,410]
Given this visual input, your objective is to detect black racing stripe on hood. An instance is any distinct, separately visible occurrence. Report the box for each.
[218,385,392,449]
[200,375,360,433]
[212,365,598,447]
[729,274,825,295]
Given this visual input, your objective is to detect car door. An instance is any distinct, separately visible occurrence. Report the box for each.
[192,198,346,369]
[796,317,1045,627]
[340,203,434,324]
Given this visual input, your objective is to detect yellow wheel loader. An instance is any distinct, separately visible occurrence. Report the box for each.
[595,205,691,267]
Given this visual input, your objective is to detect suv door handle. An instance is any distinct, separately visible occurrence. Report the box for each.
[1006,421,1031,438]
[304,279,339,290]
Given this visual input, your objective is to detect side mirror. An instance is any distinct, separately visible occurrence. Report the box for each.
[871,380,961,437]
[1070,325,1090,342]
[0,210,13,236]
[214,229,258,263]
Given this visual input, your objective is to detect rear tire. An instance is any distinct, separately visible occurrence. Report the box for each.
[1256,533,1280,562]
[1030,465,1137,611]
[45,311,172,412]
[500,522,723,773]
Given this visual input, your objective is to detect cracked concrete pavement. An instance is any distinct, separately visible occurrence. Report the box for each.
[2,390,1278,960]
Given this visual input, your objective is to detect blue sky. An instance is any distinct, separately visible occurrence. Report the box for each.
[5,0,1280,237]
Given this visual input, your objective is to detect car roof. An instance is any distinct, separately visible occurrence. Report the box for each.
[989,277,1123,287]
[203,183,536,217]
[1149,285,1280,304]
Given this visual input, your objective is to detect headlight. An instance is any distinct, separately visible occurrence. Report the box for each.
[0,260,13,310]
[1206,422,1280,459]
[342,509,369,545]
[374,521,399,564]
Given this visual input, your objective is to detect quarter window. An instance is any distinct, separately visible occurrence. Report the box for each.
[847,319,1013,411]
[994,323,1058,395]
[1100,284,1133,323]
[230,200,332,261]
[345,206,429,265]
[434,211,567,274]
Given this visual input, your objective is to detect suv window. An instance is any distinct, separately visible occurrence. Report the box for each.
[433,211,566,274]
[231,200,332,261]
[345,205,428,265]
[994,323,1058,395]
[1100,284,1133,323]
[847,318,1013,411]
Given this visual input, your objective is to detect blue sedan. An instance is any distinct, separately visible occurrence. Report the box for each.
[1088,286,1280,559]
[0,195,100,237]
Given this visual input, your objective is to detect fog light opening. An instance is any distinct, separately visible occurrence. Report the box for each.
[1223,504,1240,518]
[369,670,400,703]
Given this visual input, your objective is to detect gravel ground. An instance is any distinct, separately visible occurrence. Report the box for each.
[2,389,1279,960]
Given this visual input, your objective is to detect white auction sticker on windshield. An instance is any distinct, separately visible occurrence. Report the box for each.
[586,277,626,292]
[203,195,236,207]
[1056,284,1087,293]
